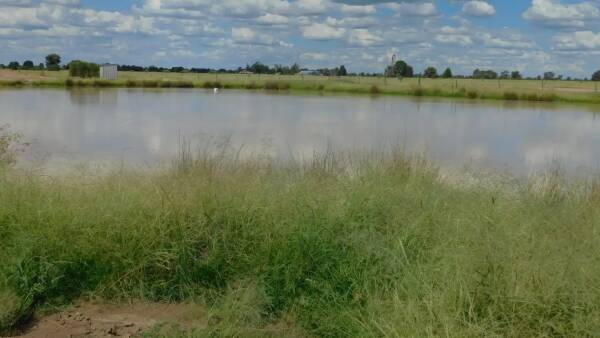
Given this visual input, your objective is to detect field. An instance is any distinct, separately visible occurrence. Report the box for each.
[2,69,600,104]
[2,136,600,337]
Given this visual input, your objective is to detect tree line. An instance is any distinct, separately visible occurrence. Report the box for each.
[386,59,600,81]
[3,53,600,81]
[0,54,62,71]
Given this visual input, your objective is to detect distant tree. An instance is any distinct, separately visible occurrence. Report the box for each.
[22,60,34,70]
[423,67,438,78]
[68,60,100,78]
[38,63,45,70]
[472,69,498,79]
[45,53,61,70]
[338,65,347,76]
[0,64,4,69]
[592,70,600,81]
[543,71,555,80]
[8,61,19,70]
[170,66,186,72]
[442,67,453,78]
[499,70,510,79]
[248,62,270,74]
[386,60,414,78]
[511,71,522,80]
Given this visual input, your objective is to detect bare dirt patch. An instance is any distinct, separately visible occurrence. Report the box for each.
[10,302,196,338]
[0,70,52,81]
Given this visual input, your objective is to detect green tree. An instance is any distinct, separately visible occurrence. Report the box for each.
[592,70,600,81]
[68,60,100,78]
[543,71,555,80]
[338,65,347,76]
[8,62,19,70]
[45,53,61,71]
[22,60,34,69]
[442,68,453,78]
[387,60,413,78]
[423,67,438,78]
[511,71,522,80]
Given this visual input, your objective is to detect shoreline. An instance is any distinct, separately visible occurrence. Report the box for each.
[1,77,600,105]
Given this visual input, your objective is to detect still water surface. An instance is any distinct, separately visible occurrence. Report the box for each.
[1,88,600,176]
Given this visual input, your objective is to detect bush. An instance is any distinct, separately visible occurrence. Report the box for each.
[264,81,291,90]
[203,81,223,89]
[412,87,424,96]
[317,85,325,91]
[92,80,111,87]
[125,80,139,87]
[245,82,260,90]
[68,60,99,78]
[503,92,519,100]
[370,85,381,94]
[142,80,159,88]
[466,90,479,99]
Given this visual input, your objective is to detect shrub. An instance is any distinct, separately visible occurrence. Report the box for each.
[203,81,223,89]
[412,87,424,96]
[467,90,479,99]
[125,80,139,87]
[264,81,291,90]
[370,85,381,94]
[92,80,111,87]
[503,92,519,100]
[68,60,99,78]
[65,78,74,87]
[142,80,159,88]
[245,82,260,90]
[317,85,325,91]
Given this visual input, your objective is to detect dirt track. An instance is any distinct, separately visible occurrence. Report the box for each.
[11,302,195,338]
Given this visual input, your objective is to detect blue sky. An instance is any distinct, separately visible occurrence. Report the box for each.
[1,0,600,77]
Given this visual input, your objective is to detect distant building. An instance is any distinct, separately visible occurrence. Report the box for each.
[100,64,118,80]
[239,70,254,75]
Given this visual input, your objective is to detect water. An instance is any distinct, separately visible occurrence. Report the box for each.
[1,88,600,176]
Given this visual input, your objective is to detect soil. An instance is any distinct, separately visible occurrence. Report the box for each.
[0,70,53,81]
[9,302,196,338]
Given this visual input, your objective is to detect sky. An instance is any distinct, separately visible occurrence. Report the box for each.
[1,0,600,77]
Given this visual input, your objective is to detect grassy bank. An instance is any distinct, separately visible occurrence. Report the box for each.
[1,144,600,337]
[2,70,600,104]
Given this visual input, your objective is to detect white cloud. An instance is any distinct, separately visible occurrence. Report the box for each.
[256,13,289,25]
[347,29,382,46]
[463,1,495,17]
[301,22,346,40]
[523,0,600,28]
[387,2,438,17]
[554,31,600,50]
[339,4,375,16]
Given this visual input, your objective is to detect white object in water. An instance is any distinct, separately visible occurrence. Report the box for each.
[213,88,219,94]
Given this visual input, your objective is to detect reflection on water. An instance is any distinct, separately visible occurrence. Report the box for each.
[1,88,600,176]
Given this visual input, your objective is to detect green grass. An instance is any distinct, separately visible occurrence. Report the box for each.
[2,140,600,337]
[2,70,600,104]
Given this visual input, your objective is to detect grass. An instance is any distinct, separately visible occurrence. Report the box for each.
[2,70,600,104]
[2,135,600,337]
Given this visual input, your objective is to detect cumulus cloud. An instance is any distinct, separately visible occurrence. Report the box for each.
[462,1,495,17]
[523,0,600,28]
[301,22,346,40]
[554,31,600,50]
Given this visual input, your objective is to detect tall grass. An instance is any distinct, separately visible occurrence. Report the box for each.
[1,143,600,336]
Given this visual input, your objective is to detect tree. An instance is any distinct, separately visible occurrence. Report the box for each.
[68,60,100,78]
[38,63,45,70]
[8,61,19,70]
[22,60,34,69]
[442,67,453,78]
[338,65,347,76]
[499,70,510,79]
[543,71,555,80]
[423,67,438,78]
[45,53,61,71]
[511,71,522,80]
[386,60,413,78]
[592,70,600,81]
[472,69,498,79]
